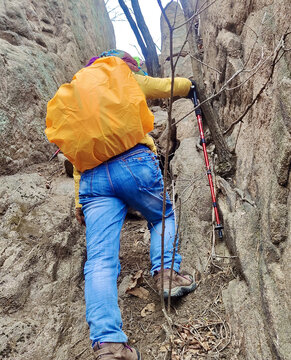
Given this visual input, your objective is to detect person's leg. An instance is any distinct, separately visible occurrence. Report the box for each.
[110,149,182,275]
[82,196,127,344]
[79,166,128,345]
[110,147,195,300]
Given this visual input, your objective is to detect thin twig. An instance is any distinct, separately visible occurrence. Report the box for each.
[75,348,88,358]
[174,0,220,30]
[173,30,290,129]
[224,32,290,134]
[167,198,182,311]
[189,54,222,74]
[157,0,175,313]
[214,255,238,259]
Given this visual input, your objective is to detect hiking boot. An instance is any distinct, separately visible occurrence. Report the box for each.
[154,269,197,299]
[93,342,141,360]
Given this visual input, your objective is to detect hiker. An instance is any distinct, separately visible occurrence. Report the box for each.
[46,49,196,360]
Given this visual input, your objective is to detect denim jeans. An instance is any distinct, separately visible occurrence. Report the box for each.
[79,144,182,344]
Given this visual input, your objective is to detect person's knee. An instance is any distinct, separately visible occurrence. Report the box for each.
[84,256,119,276]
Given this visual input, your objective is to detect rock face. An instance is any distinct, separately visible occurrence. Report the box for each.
[162,1,291,359]
[0,1,114,359]
[0,164,88,359]
[0,0,115,175]
[160,3,192,78]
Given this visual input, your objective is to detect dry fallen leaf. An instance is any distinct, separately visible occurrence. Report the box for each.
[126,270,149,299]
[189,338,200,346]
[173,338,184,346]
[189,343,201,350]
[127,286,149,300]
[141,302,155,317]
[171,353,180,360]
[184,355,192,360]
[126,270,143,291]
[159,344,169,353]
[181,332,188,340]
[187,348,201,355]
[201,341,210,351]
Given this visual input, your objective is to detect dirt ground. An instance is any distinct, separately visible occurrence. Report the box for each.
[118,216,238,359]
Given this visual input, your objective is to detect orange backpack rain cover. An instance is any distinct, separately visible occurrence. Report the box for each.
[45,56,154,172]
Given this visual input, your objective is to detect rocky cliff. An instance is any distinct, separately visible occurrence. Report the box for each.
[161,1,290,359]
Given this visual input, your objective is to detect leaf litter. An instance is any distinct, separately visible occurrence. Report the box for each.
[119,217,237,359]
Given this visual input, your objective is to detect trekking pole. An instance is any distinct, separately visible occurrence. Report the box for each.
[189,83,223,239]
[49,148,60,161]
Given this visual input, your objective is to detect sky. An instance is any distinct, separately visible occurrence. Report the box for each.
[106,0,170,58]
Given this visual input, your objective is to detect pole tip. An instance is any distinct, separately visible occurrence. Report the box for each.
[215,224,223,239]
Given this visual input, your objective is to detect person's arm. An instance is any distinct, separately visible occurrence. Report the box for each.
[73,166,85,226]
[133,74,192,99]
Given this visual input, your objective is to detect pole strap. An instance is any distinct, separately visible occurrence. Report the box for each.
[191,85,202,116]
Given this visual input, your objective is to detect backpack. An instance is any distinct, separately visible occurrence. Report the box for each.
[45,56,154,172]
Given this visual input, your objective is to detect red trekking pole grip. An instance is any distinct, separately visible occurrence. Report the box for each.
[190,83,223,239]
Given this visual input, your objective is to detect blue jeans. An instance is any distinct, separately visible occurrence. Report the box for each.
[79,144,182,344]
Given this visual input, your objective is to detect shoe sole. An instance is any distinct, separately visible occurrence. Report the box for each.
[163,281,197,299]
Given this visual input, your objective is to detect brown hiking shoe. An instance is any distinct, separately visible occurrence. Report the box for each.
[154,269,197,299]
[93,342,141,360]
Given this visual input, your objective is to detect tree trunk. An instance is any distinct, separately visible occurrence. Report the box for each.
[118,0,161,77]
[180,0,234,176]
[117,0,148,59]
[131,0,161,76]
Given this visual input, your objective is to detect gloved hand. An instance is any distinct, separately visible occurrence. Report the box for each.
[76,207,86,226]
[187,80,197,100]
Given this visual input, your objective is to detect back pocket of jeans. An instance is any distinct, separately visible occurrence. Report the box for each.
[122,153,163,190]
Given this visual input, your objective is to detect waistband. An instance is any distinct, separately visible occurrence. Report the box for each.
[81,144,152,174]
[106,144,151,162]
